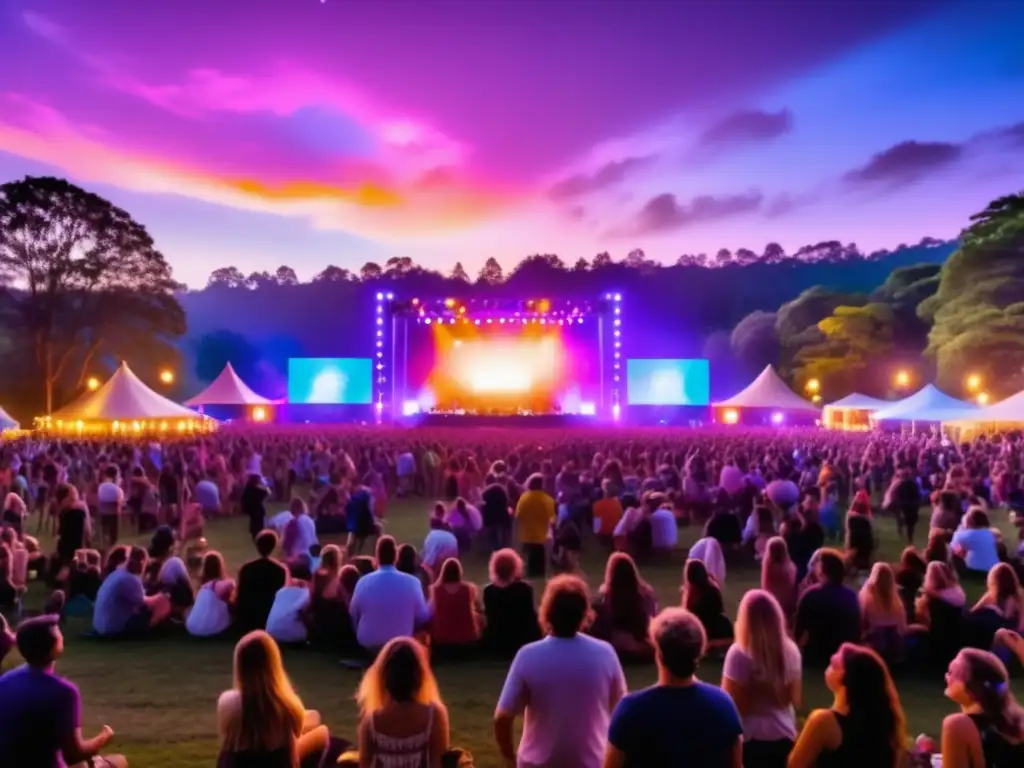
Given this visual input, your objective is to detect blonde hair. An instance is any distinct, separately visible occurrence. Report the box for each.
[356,638,441,716]
[734,589,791,703]
[924,561,958,593]
[225,631,305,753]
[860,562,904,622]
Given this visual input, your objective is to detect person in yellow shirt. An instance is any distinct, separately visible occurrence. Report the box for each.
[515,473,555,577]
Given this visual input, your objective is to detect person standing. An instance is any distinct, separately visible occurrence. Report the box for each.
[482,479,513,553]
[96,466,123,550]
[494,575,626,768]
[514,473,555,579]
[240,474,270,541]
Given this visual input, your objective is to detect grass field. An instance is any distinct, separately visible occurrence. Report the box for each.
[3,499,1015,767]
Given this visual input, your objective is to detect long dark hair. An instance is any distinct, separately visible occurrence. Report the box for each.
[602,552,652,637]
[839,644,907,765]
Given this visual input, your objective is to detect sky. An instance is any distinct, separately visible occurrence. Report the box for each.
[1,0,1023,287]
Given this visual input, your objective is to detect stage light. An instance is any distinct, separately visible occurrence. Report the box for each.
[412,298,419,305]
[978,392,990,405]
[374,292,387,418]
[966,374,981,391]
[612,403,621,420]
[159,369,174,385]
[252,407,267,422]
[86,376,100,391]
[449,318,455,324]
[444,298,455,308]
[580,402,597,416]
[376,317,383,325]
[402,400,420,416]
[500,318,506,324]
[458,306,466,314]
[386,293,393,300]
[425,318,432,324]
[613,293,621,301]
[724,409,739,425]
[474,319,480,325]
[377,305,383,314]
[605,293,612,299]
[540,319,546,325]
[486,318,492,324]
[376,292,384,300]
[771,412,784,425]
[538,299,550,313]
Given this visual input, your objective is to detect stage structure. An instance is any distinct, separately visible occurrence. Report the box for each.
[375,292,623,422]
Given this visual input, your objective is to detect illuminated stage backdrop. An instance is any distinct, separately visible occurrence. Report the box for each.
[626,359,711,406]
[287,358,373,404]
[381,295,623,419]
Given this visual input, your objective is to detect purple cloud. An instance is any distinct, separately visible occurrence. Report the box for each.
[698,109,793,148]
[548,155,654,200]
[628,191,764,235]
[845,140,963,186]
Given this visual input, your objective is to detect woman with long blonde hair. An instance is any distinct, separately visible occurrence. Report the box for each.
[761,537,797,620]
[722,589,801,768]
[859,563,907,661]
[356,637,449,767]
[217,630,328,767]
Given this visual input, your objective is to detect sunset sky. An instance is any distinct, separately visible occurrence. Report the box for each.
[1,0,1022,287]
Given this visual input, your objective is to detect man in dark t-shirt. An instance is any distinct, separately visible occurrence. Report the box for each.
[235,529,288,633]
[607,607,742,767]
[795,548,862,665]
[481,481,512,551]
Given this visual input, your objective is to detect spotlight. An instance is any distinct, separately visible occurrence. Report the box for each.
[771,412,784,425]
[724,409,739,425]
[376,292,384,300]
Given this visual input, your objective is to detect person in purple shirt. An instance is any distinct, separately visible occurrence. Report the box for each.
[0,614,126,767]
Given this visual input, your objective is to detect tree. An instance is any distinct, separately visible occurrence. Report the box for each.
[207,266,246,288]
[793,303,896,393]
[450,262,470,282]
[762,242,786,263]
[592,252,613,269]
[871,263,940,352]
[572,257,590,272]
[274,265,298,285]
[245,271,274,290]
[0,176,186,413]
[624,248,647,269]
[734,248,758,266]
[193,329,261,383]
[477,257,504,284]
[921,192,1024,393]
[384,256,414,278]
[774,286,867,374]
[730,310,780,375]
[312,265,353,282]
[715,248,732,265]
[359,261,383,282]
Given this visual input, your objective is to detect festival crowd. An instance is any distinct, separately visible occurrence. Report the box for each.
[1,427,1024,767]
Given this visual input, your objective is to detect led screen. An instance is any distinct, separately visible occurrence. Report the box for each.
[287,358,373,404]
[626,359,710,405]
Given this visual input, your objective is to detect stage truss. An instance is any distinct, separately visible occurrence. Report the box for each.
[373,292,624,421]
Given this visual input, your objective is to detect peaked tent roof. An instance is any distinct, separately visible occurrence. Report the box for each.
[713,366,819,412]
[51,362,203,422]
[870,384,977,422]
[947,389,1024,424]
[0,406,18,430]
[824,393,891,411]
[184,363,272,407]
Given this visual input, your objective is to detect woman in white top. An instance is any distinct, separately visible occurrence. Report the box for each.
[187,550,234,637]
[722,589,802,768]
[357,636,449,768]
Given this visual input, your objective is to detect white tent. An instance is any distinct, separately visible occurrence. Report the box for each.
[713,365,819,412]
[822,393,891,431]
[947,389,1024,426]
[0,406,19,431]
[184,363,272,407]
[825,393,891,411]
[50,362,204,423]
[870,384,977,423]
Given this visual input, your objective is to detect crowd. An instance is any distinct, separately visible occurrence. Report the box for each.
[1,427,1024,766]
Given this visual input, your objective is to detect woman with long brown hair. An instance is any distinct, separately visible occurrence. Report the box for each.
[722,590,801,768]
[681,558,732,648]
[216,630,328,767]
[761,537,797,621]
[356,637,449,767]
[941,648,1024,767]
[591,552,657,660]
[429,558,482,655]
[789,643,907,768]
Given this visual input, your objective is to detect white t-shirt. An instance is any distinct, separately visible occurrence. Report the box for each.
[186,581,233,637]
[613,507,642,537]
[266,585,310,643]
[722,640,801,741]
[268,510,292,534]
[650,509,678,549]
[422,529,459,570]
[497,634,627,768]
[282,515,319,560]
[97,481,124,508]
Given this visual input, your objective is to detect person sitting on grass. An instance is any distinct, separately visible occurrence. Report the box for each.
[217,630,331,768]
[591,552,657,662]
[266,560,313,645]
[494,575,626,768]
[356,637,450,766]
[0,614,126,767]
[859,563,908,663]
[952,507,1001,579]
[68,548,102,604]
[92,546,173,637]
[422,506,459,573]
[482,548,540,658]
[235,529,288,634]
[794,548,862,666]
[430,558,482,656]
[187,550,235,638]
[605,607,742,768]
[681,558,733,650]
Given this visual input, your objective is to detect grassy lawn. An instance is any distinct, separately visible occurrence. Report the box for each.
[3,499,1015,767]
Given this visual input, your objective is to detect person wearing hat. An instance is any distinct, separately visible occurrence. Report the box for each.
[0,614,126,766]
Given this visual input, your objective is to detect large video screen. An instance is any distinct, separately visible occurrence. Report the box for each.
[626,359,710,406]
[287,358,373,404]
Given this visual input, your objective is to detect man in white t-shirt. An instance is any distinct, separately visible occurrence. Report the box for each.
[281,498,318,562]
[96,466,124,549]
[495,575,627,768]
[265,562,311,644]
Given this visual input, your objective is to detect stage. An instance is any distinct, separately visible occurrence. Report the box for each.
[403,412,605,428]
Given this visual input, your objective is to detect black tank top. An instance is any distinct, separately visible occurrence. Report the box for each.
[817,711,897,768]
[969,713,1024,767]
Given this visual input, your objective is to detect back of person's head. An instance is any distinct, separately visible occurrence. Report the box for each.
[539,575,591,638]
[376,536,398,566]
[683,558,711,589]
[103,465,118,481]
[126,546,148,575]
[526,472,544,492]
[987,562,1021,605]
[16,614,62,666]
[352,556,377,576]
[289,497,306,517]
[863,562,899,613]
[254,529,278,558]
[437,558,463,585]
[650,607,705,680]
[735,590,788,693]
[201,551,226,583]
[287,559,311,582]
[817,548,846,585]
[604,552,641,596]
[899,547,927,576]
[319,544,339,571]
[54,482,75,506]
[356,637,439,716]
[229,631,304,752]
[149,525,176,559]
[949,648,1024,742]
[828,644,906,762]
[966,506,990,529]
[396,543,419,575]
[339,564,361,596]
[104,545,129,574]
[488,548,522,586]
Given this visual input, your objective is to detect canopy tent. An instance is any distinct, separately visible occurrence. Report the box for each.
[184,363,272,407]
[870,384,977,423]
[946,389,1024,427]
[714,366,820,412]
[47,362,211,433]
[0,406,19,431]
[822,393,891,431]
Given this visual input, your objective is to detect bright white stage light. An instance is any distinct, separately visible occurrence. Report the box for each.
[402,400,420,416]
[580,402,597,416]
